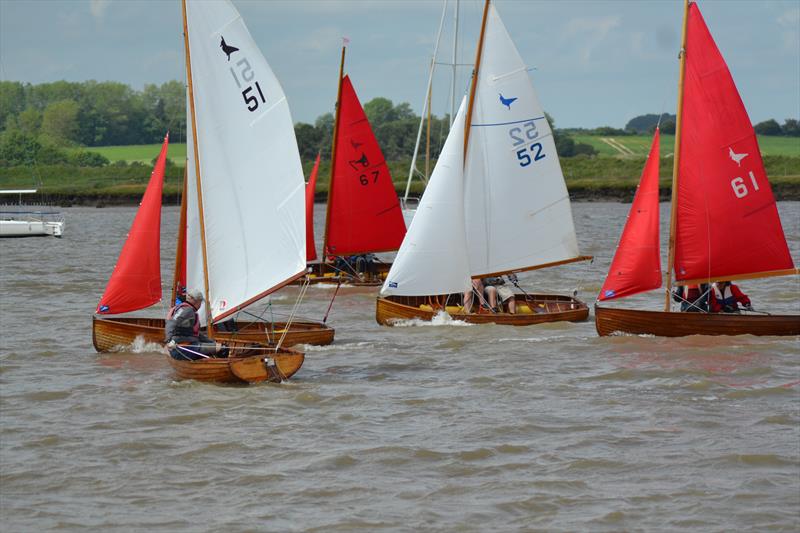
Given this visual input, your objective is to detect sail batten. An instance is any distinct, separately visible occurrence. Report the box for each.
[184,0,306,322]
[673,2,795,283]
[325,75,406,257]
[463,3,582,277]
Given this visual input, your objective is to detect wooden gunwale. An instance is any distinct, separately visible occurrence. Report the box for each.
[92,315,334,352]
[376,293,589,326]
[166,345,304,383]
[594,305,800,337]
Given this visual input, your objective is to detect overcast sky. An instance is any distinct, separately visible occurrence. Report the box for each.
[1,0,798,128]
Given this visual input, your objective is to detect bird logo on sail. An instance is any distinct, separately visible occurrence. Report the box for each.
[348,153,369,170]
[499,93,518,110]
[350,138,364,151]
[220,36,239,61]
[728,147,749,167]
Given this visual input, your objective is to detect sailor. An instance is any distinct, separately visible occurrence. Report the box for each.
[672,283,709,312]
[164,289,223,360]
[709,281,751,313]
[483,276,517,314]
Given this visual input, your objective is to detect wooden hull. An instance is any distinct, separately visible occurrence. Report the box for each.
[291,261,392,287]
[166,343,304,384]
[92,315,334,352]
[376,293,589,326]
[594,305,800,337]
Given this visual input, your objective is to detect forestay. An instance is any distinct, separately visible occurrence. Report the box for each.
[184,0,306,322]
[464,3,580,277]
[381,97,472,297]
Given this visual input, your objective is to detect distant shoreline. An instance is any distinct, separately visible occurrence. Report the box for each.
[37,184,800,207]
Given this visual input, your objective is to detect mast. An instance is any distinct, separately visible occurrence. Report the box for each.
[463,0,490,160]
[405,1,448,205]
[171,164,188,305]
[664,0,690,311]
[181,0,213,332]
[425,83,432,180]
[450,0,459,127]
[321,43,347,264]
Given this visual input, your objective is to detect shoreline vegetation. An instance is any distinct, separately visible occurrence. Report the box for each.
[1,138,798,205]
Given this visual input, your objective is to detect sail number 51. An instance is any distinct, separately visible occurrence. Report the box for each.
[509,121,545,167]
[229,58,267,112]
[731,171,760,199]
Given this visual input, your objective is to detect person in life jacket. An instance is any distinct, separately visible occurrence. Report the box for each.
[672,283,710,312]
[164,289,223,360]
[709,281,752,313]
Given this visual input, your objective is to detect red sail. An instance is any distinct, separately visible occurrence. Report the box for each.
[674,3,795,283]
[172,168,188,305]
[305,153,320,262]
[325,75,406,256]
[97,134,168,314]
[599,129,662,301]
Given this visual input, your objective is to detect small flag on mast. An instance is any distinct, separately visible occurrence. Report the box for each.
[342,36,350,46]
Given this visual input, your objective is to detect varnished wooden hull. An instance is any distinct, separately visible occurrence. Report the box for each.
[166,343,304,384]
[92,315,334,352]
[376,293,589,326]
[291,261,392,287]
[594,305,800,337]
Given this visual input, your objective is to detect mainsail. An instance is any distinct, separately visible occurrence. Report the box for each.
[184,0,306,322]
[598,130,662,301]
[381,97,472,297]
[464,3,581,278]
[306,153,321,262]
[324,75,406,257]
[96,134,169,314]
[673,2,795,284]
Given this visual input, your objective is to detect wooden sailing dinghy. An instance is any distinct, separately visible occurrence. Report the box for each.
[376,1,590,327]
[92,2,334,353]
[297,44,406,287]
[595,0,799,337]
[92,141,334,350]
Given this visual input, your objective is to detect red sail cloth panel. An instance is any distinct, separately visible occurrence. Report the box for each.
[305,153,320,262]
[97,134,168,314]
[599,129,662,301]
[674,3,794,282]
[325,75,406,256]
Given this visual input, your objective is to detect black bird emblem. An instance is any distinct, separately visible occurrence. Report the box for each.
[220,36,239,61]
[348,153,369,170]
[350,138,364,151]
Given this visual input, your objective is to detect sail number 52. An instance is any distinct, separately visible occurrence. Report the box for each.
[731,171,760,199]
[509,121,545,167]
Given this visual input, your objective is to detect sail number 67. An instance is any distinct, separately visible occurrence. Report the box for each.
[731,171,760,199]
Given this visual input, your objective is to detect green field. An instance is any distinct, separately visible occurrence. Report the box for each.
[572,134,800,158]
[80,143,188,164]
[82,134,800,165]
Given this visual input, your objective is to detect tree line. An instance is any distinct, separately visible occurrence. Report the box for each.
[2,80,795,168]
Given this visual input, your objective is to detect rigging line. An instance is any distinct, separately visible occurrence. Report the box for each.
[323,278,342,324]
[277,276,310,350]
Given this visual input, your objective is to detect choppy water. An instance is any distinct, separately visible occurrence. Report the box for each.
[1,202,798,531]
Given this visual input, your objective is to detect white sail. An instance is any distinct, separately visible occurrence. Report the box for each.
[463,3,580,277]
[381,97,472,297]
[184,0,306,322]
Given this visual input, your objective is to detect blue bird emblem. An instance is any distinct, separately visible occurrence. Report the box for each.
[499,93,517,110]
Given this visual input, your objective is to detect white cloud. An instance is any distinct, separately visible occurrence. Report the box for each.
[777,7,800,52]
[89,0,110,21]
[562,15,621,64]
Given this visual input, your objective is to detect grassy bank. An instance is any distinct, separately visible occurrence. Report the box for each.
[2,155,798,205]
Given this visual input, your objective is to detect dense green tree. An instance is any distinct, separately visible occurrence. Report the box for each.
[754,119,782,136]
[0,131,42,166]
[0,81,26,132]
[781,119,799,137]
[41,100,81,145]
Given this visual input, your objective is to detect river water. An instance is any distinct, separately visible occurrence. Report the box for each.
[1,202,798,531]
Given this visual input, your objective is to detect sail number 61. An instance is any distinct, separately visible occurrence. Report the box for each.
[731,171,759,199]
